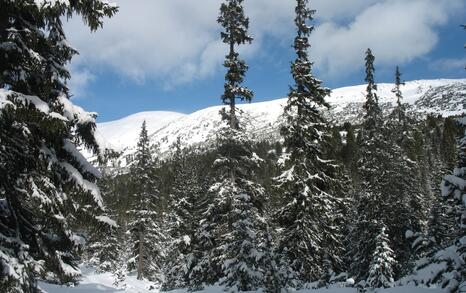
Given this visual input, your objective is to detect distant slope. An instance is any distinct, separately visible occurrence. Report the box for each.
[93,79,465,164]
[95,111,186,152]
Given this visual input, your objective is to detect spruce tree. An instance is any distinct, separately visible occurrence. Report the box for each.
[384,67,428,272]
[195,1,268,291]
[217,0,253,130]
[274,0,344,287]
[407,27,466,293]
[362,48,383,135]
[437,125,465,292]
[163,142,209,290]
[366,225,396,288]
[0,1,117,292]
[350,49,390,281]
[127,121,164,281]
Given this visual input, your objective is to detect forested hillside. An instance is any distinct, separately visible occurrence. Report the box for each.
[0,0,464,293]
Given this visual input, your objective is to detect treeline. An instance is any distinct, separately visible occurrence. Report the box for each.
[86,0,465,292]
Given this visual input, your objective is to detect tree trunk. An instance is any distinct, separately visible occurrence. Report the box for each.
[137,228,144,280]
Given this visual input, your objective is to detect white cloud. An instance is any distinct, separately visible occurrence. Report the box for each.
[431,57,466,71]
[311,0,464,77]
[64,0,464,94]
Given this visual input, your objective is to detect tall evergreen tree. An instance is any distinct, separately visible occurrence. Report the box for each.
[366,225,396,289]
[127,121,164,281]
[362,48,383,135]
[385,67,428,272]
[437,124,465,292]
[274,0,344,287]
[0,1,117,292]
[217,0,253,130]
[350,49,389,281]
[195,1,268,291]
[163,142,210,290]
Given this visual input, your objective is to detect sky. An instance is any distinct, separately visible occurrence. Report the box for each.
[65,0,466,122]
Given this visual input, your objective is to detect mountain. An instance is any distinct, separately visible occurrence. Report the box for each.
[94,111,186,152]
[92,78,465,166]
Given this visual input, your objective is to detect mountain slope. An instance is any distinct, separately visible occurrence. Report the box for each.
[95,111,186,152]
[94,79,465,163]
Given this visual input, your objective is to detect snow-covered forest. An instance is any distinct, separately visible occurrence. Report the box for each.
[0,1,465,293]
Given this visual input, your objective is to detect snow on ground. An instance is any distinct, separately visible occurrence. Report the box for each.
[39,266,447,293]
[39,266,158,293]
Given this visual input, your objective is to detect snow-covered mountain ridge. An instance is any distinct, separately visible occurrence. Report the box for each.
[93,78,465,164]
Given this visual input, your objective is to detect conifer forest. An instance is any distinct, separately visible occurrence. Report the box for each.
[0,1,465,293]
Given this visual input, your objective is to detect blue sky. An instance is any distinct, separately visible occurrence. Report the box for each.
[65,0,466,122]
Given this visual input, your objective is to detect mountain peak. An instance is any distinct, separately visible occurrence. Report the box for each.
[94,78,466,164]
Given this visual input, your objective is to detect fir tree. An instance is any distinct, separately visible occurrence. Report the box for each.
[86,216,120,274]
[127,121,164,281]
[437,125,465,292]
[274,0,343,287]
[163,142,210,290]
[0,1,117,291]
[195,1,268,291]
[261,225,282,293]
[351,49,389,281]
[362,48,383,136]
[367,225,396,288]
[384,67,428,272]
[217,0,253,130]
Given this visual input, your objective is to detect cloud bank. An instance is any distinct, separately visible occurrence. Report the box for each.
[65,0,464,93]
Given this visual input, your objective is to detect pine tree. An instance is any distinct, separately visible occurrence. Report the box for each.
[362,49,383,136]
[86,214,120,274]
[217,0,253,130]
[384,67,428,272]
[127,121,164,282]
[367,225,396,288]
[195,1,268,291]
[424,118,458,250]
[0,1,117,292]
[274,0,344,287]
[84,162,123,275]
[442,118,460,171]
[261,225,283,293]
[437,125,465,292]
[351,49,390,281]
[407,27,466,293]
[163,143,210,290]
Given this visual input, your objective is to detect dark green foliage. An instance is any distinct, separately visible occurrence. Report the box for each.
[340,123,359,183]
[218,0,253,129]
[190,1,268,291]
[351,50,391,281]
[127,122,164,281]
[200,126,267,291]
[442,117,460,170]
[366,225,396,288]
[362,48,383,137]
[163,141,211,291]
[0,1,116,291]
[273,0,344,287]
